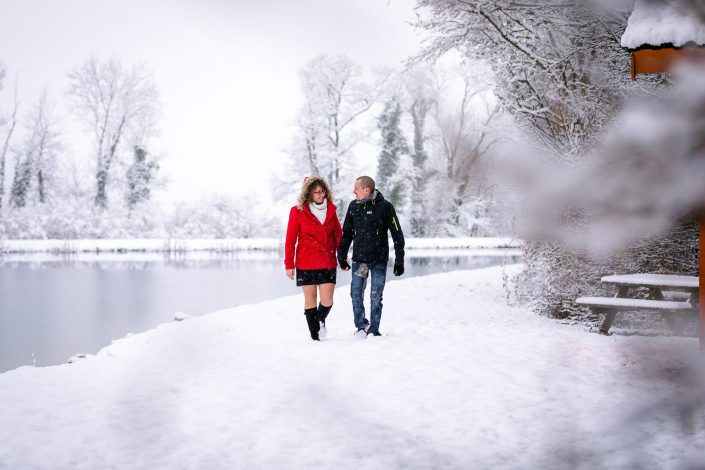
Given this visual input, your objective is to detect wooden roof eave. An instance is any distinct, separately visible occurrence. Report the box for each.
[629,42,705,80]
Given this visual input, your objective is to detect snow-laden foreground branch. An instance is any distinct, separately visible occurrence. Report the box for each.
[0,237,523,254]
[0,265,702,469]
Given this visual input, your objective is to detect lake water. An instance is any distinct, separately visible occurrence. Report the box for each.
[0,249,521,373]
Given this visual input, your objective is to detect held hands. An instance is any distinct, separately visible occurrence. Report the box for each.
[338,259,351,271]
[393,262,404,276]
[285,269,295,280]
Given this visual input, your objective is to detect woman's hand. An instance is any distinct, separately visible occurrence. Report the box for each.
[285,269,295,280]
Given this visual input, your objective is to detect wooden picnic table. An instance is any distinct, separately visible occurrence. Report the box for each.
[576,273,699,335]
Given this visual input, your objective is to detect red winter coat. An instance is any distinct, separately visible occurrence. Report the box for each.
[285,200,343,270]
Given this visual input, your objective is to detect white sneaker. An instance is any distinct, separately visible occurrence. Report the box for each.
[353,327,368,339]
[319,322,327,340]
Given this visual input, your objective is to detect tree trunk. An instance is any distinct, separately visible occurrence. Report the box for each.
[95,116,126,209]
[410,100,429,237]
[37,170,45,204]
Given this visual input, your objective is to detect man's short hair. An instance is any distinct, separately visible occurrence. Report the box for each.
[356,176,375,192]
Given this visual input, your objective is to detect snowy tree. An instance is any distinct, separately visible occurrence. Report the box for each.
[287,55,375,214]
[365,60,511,237]
[520,61,705,253]
[0,65,19,211]
[376,95,409,208]
[66,57,159,209]
[424,63,501,236]
[10,89,61,208]
[415,0,641,160]
[403,66,435,236]
[126,145,158,211]
[415,0,685,318]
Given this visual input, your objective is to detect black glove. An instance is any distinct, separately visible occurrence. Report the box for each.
[393,262,404,276]
[339,259,351,270]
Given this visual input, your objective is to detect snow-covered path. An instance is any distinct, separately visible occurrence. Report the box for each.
[1,266,702,469]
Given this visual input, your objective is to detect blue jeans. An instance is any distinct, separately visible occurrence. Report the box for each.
[350,261,387,334]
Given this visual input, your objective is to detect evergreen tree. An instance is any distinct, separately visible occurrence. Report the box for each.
[10,152,32,208]
[376,96,408,208]
[126,146,158,210]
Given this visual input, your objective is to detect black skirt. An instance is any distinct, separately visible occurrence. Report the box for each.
[296,268,337,286]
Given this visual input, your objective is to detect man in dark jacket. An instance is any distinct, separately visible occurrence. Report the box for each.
[337,176,405,337]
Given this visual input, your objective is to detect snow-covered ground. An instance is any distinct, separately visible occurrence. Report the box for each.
[1,265,702,469]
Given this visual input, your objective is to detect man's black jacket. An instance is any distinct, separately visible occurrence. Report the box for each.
[337,190,405,265]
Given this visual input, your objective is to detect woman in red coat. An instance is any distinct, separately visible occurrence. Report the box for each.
[285,176,343,341]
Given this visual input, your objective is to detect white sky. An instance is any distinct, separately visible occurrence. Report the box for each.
[0,0,423,205]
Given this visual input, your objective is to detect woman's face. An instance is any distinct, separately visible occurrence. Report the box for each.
[311,185,326,204]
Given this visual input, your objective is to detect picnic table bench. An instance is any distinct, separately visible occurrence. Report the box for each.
[576,274,699,335]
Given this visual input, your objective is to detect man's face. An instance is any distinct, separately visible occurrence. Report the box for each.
[353,180,371,201]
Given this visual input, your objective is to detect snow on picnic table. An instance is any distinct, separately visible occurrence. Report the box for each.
[602,273,699,289]
[0,265,702,469]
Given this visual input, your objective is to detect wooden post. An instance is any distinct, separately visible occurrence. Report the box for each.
[700,218,704,351]
[631,52,636,81]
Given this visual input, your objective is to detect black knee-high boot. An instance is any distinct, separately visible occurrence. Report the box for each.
[304,307,320,341]
[317,303,332,340]
[317,303,332,325]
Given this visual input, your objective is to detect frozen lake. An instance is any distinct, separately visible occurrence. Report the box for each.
[0,249,520,373]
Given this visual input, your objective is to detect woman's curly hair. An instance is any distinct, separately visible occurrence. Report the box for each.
[297,176,334,209]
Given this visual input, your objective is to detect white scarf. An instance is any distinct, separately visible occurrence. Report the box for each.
[309,199,327,224]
